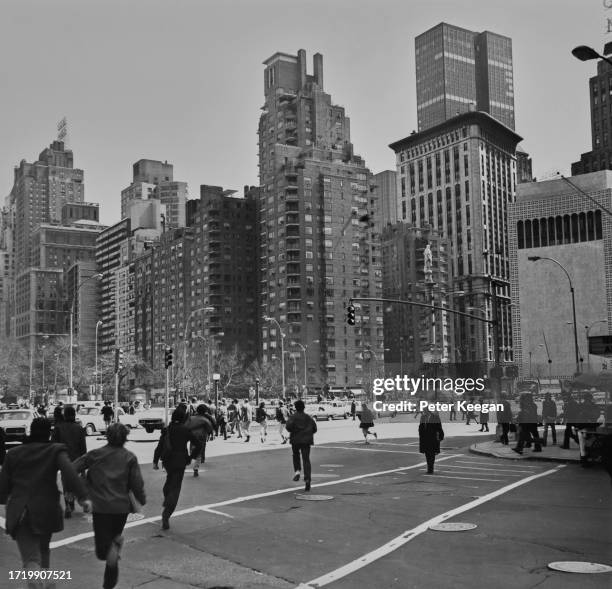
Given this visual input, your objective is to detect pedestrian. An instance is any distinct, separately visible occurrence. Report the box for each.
[350,399,356,421]
[513,393,542,454]
[217,399,228,440]
[52,405,64,427]
[276,400,289,443]
[561,392,580,449]
[186,404,213,477]
[0,426,5,466]
[466,397,478,426]
[241,399,252,442]
[478,400,490,432]
[419,407,445,474]
[153,406,202,530]
[285,400,317,492]
[497,398,512,445]
[128,402,135,415]
[188,397,198,417]
[52,405,87,518]
[101,401,114,429]
[0,418,92,586]
[228,398,240,437]
[449,400,457,421]
[74,423,146,589]
[255,401,268,443]
[541,392,557,447]
[358,403,378,444]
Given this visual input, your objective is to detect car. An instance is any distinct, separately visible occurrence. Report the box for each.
[138,408,167,433]
[326,401,351,420]
[76,406,140,436]
[0,408,38,443]
[304,404,331,421]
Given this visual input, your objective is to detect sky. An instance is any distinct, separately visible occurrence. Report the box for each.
[0,0,609,226]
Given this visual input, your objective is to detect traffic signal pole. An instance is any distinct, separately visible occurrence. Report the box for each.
[165,366,169,426]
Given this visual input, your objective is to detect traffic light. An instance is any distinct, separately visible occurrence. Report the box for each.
[164,346,173,369]
[114,348,124,372]
[346,304,356,326]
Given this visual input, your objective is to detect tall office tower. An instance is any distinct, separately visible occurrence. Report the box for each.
[572,60,612,174]
[0,203,13,337]
[258,50,383,392]
[416,23,515,132]
[9,141,85,274]
[121,159,187,228]
[375,170,398,227]
[96,199,163,356]
[381,224,452,374]
[390,112,522,371]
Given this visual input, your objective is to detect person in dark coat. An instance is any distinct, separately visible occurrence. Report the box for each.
[0,426,5,466]
[561,393,580,449]
[513,393,542,454]
[153,406,202,530]
[74,423,146,589]
[350,400,356,421]
[0,418,91,583]
[541,392,558,446]
[497,399,512,445]
[478,399,490,432]
[52,405,87,518]
[52,405,64,427]
[285,400,317,492]
[419,407,445,474]
[186,404,213,477]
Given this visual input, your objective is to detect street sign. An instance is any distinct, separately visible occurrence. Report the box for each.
[588,335,612,357]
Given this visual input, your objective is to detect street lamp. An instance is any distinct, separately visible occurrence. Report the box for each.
[264,316,285,399]
[95,320,103,398]
[69,273,103,394]
[183,306,215,388]
[290,339,319,392]
[572,44,612,67]
[527,256,580,375]
[194,332,224,394]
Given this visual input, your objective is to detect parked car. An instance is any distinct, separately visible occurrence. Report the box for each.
[305,404,332,421]
[138,408,167,433]
[326,401,351,420]
[0,408,38,443]
[76,406,140,436]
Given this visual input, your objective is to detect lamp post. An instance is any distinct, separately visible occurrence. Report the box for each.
[264,316,285,399]
[585,320,608,372]
[528,256,580,375]
[182,306,215,390]
[95,320,103,398]
[69,273,103,395]
[290,340,319,392]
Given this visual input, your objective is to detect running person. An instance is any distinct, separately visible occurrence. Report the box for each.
[255,402,268,443]
[359,403,378,444]
[276,400,289,444]
[285,400,317,492]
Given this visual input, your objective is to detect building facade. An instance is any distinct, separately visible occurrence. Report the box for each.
[415,23,515,132]
[509,171,612,378]
[390,111,522,368]
[258,50,383,391]
[375,170,398,227]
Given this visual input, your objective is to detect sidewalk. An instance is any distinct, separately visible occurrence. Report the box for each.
[471,439,582,463]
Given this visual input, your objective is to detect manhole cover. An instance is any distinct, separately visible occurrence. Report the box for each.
[127,513,145,522]
[320,464,343,467]
[547,562,612,574]
[429,522,477,532]
[295,494,334,501]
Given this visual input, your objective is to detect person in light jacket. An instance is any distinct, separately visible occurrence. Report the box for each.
[0,418,91,588]
[419,407,445,474]
[285,400,317,492]
[74,423,145,589]
[358,403,378,443]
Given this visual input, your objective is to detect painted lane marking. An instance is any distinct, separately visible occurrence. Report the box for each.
[423,474,504,482]
[440,465,535,474]
[297,464,565,588]
[455,460,539,468]
[200,507,234,519]
[49,455,460,549]
[322,446,421,454]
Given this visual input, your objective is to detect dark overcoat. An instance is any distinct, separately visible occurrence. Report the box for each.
[418,412,445,454]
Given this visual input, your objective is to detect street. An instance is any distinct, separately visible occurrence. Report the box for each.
[1,419,610,588]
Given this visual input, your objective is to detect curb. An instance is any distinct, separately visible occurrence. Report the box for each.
[469,443,580,463]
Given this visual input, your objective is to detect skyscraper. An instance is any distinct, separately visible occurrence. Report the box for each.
[258,50,383,392]
[415,23,515,132]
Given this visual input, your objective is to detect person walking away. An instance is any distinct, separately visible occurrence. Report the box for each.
[255,402,268,443]
[541,392,557,447]
[449,400,457,421]
[276,400,289,443]
[478,400,490,432]
[497,399,512,445]
[228,399,240,437]
[465,397,478,426]
[419,407,445,474]
[350,400,356,421]
[153,406,202,530]
[217,400,228,440]
[52,405,87,518]
[73,423,145,589]
[577,392,601,464]
[358,403,378,443]
[186,404,213,477]
[241,399,252,442]
[561,392,580,449]
[0,418,91,588]
[513,393,542,454]
[101,401,114,428]
[285,400,317,492]
[52,405,64,428]
[128,402,135,415]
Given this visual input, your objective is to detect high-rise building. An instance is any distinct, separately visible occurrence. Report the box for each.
[390,111,522,367]
[121,159,187,228]
[509,171,612,378]
[258,50,383,391]
[375,170,398,227]
[415,23,515,132]
[572,59,612,175]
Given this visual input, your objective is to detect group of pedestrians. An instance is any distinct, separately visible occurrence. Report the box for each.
[0,407,145,589]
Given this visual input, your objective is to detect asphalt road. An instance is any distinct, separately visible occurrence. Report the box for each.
[1,430,610,589]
